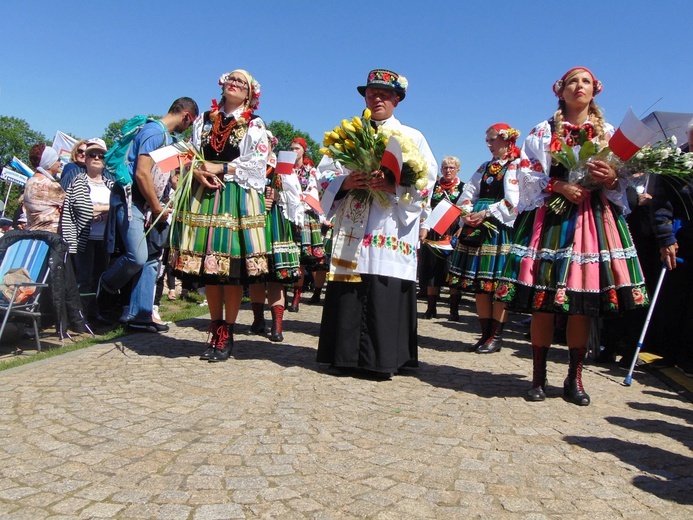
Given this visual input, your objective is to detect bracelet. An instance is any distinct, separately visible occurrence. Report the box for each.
[545,178,558,194]
[223,163,228,175]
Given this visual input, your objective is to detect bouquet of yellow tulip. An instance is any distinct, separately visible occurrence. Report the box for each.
[320,109,428,206]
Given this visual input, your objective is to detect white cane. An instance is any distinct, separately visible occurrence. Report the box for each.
[623,258,682,386]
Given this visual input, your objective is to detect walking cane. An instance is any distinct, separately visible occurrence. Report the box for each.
[623,258,683,386]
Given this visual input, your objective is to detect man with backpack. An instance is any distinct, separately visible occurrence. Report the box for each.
[100,97,199,333]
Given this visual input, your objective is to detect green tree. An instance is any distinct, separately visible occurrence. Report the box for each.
[267,120,320,164]
[0,115,48,218]
[0,115,47,168]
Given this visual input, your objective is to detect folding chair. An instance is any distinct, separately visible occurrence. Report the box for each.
[0,236,51,352]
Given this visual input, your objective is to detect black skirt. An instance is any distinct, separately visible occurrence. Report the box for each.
[317,274,418,373]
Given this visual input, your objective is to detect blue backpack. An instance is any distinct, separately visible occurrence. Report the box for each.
[104,116,167,187]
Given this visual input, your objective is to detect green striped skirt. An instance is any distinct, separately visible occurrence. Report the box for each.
[170,181,269,285]
[266,203,301,283]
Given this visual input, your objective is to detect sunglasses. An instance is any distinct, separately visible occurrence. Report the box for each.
[76,149,87,155]
[88,152,105,159]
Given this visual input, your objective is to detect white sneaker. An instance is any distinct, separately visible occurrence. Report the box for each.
[152,305,170,325]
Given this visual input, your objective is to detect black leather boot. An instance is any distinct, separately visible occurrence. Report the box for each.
[307,287,323,304]
[423,294,437,319]
[467,318,492,351]
[477,320,504,354]
[269,305,284,342]
[209,323,234,362]
[448,293,461,321]
[527,344,549,401]
[249,302,269,334]
[200,320,225,360]
[564,347,590,406]
[287,286,302,313]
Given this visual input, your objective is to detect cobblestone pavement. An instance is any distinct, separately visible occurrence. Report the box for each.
[0,295,691,519]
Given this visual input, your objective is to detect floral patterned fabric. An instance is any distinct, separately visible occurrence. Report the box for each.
[24,173,65,233]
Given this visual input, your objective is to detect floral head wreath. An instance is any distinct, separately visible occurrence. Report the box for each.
[489,123,520,142]
[218,69,261,111]
[552,66,603,98]
[489,123,521,159]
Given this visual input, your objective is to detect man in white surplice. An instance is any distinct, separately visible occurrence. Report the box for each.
[316,69,437,379]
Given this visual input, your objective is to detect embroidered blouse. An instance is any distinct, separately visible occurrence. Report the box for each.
[457,157,520,228]
[318,116,437,281]
[516,119,626,213]
[192,106,269,192]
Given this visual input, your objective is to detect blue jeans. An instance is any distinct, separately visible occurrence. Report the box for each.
[101,202,158,321]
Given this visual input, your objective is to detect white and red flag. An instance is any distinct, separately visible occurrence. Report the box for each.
[423,199,462,235]
[380,136,403,184]
[149,143,192,173]
[275,151,297,174]
[301,192,323,214]
[609,108,658,161]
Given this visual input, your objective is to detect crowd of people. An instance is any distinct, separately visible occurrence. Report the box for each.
[3,66,692,405]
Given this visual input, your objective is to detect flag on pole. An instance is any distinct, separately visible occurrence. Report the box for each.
[149,143,192,173]
[380,136,403,184]
[52,131,78,165]
[609,108,659,161]
[423,199,462,235]
[1,168,28,187]
[301,193,323,214]
[10,157,34,177]
[275,151,297,174]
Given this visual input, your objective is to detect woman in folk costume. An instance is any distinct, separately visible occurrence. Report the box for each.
[419,156,464,321]
[285,137,327,312]
[495,67,649,405]
[170,70,270,362]
[261,132,303,341]
[448,124,520,353]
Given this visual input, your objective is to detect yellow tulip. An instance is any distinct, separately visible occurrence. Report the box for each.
[341,119,356,133]
[319,147,332,157]
[329,131,341,141]
[336,128,347,139]
[363,108,372,120]
[333,143,344,152]
[344,139,356,150]
[352,116,363,129]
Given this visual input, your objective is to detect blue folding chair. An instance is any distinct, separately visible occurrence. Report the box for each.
[0,236,51,352]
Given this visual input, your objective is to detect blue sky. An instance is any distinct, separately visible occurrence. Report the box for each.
[1,0,691,181]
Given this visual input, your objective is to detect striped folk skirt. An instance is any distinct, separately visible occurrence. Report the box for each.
[297,211,328,271]
[495,191,649,316]
[448,198,513,294]
[266,203,301,283]
[170,181,269,285]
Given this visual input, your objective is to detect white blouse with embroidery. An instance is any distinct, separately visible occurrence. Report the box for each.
[516,119,627,214]
[318,116,437,281]
[192,107,269,192]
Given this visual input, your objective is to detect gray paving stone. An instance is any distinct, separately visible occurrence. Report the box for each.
[0,301,690,518]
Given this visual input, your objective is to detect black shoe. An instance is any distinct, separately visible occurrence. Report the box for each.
[477,338,503,354]
[209,344,232,362]
[209,324,233,362]
[269,331,284,342]
[526,386,546,402]
[128,321,169,333]
[90,315,113,327]
[563,378,590,406]
[248,320,269,335]
[199,346,215,360]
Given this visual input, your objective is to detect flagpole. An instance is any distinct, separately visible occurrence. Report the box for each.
[2,182,12,217]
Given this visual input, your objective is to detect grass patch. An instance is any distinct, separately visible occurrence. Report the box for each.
[0,293,210,372]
